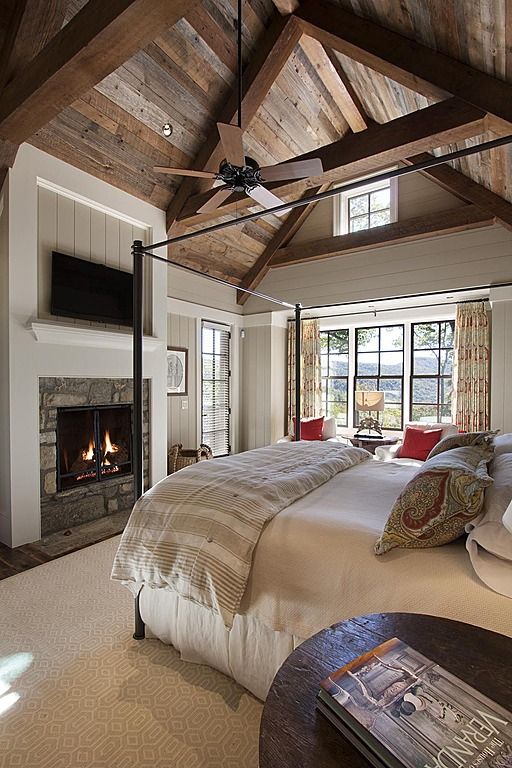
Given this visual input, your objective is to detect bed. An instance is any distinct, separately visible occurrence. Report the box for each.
[112,442,512,701]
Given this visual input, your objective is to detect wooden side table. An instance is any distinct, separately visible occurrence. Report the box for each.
[259,613,512,768]
[347,435,399,454]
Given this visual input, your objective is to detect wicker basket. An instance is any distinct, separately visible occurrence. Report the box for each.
[168,443,213,474]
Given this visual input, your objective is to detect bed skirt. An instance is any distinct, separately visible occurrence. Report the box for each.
[140,586,303,701]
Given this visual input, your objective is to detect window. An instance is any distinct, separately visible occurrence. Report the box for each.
[321,330,349,427]
[410,320,454,423]
[355,325,404,429]
[334,177,397,236]
[201,321,230,456]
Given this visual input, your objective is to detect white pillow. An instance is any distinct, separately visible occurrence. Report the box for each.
[493,433,512,457]
[465,454,512,598]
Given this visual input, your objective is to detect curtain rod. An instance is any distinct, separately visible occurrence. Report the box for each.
[291,298,487,322]
[143,132,512,252]
[300,281,512,312]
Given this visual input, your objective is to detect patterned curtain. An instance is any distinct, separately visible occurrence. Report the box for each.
[453,302,490,431]
[287,319,322,421]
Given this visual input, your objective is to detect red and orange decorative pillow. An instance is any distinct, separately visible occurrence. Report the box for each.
[292,416,324,441]
[375,445,493,555]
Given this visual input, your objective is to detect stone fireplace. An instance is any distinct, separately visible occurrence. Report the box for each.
[39,377,149,536]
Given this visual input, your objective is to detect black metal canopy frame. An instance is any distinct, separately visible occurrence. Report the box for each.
[130,131,512,639]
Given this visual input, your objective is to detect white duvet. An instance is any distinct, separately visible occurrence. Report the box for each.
[140,458,512,700]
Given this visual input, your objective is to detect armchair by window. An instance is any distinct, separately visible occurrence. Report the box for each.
[374,422,458,466]
[276,416,339,443]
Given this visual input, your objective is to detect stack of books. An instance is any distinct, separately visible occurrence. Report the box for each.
[317,637,512,768]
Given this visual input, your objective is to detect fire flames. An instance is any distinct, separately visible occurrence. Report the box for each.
[81,439,95,462]
[103,429,119,466]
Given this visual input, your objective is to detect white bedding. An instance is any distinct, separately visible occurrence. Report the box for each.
[140,459,512,700]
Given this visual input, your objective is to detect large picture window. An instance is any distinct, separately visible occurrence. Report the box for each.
[201,321,230,457]
[354,325,404,429]
[410,320,454,423]
[321,330,349,427]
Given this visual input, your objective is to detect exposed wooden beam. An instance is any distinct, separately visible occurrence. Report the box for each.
[294,0,512,125]
[299,35,368,132]
[0,1,67,92]
[0,0,67,188]
[178,98,487,226]
[0,0,199,145]
[271,0,300,14]
[321,46,369,132]
[404,153,512,233]
[237,184,329,304]
[270,205,494,267]
[165,14,302,233]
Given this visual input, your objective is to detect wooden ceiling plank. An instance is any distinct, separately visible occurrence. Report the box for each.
[237,183,330,304]
[165,13,302,233]
[299,35,368,133]
[0,0,200,145]
[294,0,512,125]
[271,205,495,267]
[177,97,487,225]
[404,152,512,232]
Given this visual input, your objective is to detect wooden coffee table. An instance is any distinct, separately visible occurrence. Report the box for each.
[259,613,512,768]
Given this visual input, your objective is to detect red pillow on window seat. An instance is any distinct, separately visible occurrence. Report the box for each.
[292,416,324,441]
[398,427,443,461]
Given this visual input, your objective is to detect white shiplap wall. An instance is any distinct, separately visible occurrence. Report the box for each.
[290,169,465,246]
[490,297,512,433]
[37,185,151,329]
[167,312,198,449]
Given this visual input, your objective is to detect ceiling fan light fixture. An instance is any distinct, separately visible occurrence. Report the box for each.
[162,123,173,137]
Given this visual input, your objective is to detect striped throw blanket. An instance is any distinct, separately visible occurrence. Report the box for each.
[111,441,370,627]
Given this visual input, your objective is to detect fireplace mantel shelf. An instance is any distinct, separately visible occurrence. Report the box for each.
[31,321,163,351]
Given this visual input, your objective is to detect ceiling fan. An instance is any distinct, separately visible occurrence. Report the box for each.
[153,1,324,217]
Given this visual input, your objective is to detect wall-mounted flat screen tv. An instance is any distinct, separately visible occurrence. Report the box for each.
[51,251,133,326]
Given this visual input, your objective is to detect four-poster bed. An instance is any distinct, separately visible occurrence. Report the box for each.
[121,134,512,691]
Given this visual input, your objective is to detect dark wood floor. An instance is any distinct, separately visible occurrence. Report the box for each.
[0,542,52,580]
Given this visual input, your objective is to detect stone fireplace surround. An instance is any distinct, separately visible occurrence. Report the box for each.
[39,377,149,536]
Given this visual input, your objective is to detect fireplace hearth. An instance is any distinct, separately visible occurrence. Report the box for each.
[57,405,132,490]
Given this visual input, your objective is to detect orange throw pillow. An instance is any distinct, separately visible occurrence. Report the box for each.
[292,416,324,441]
[399,427,443,461]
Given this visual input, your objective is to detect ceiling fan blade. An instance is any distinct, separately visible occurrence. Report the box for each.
[259,158,324,182]
[197,186,233,214]
[153,166,217,179]
[217,122,245,166]
[247,185,291,216]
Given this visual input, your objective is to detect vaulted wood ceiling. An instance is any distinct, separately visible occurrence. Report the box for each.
[0,0,511,296]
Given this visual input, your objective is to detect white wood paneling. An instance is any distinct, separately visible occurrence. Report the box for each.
[167,312,198,450]
[245,225,512,313]
[290,171,465,245]
[490,298,512,433]
[37,185,151,330]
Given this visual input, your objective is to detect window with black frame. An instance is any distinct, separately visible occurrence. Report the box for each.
[321,329,349,427]
[201,321,231,457]
[410,320,454,423]
[354,325,404,429]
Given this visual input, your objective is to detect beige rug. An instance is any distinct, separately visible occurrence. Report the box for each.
[1,536,262,767]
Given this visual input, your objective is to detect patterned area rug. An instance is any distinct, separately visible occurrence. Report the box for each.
[0,537,262,767]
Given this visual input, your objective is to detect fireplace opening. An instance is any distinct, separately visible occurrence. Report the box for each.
[56,405,132,491]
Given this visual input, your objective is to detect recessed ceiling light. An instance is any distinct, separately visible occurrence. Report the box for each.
[446,295,454,300]
[162,123,173,137]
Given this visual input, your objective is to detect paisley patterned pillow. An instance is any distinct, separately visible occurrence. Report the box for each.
[426,430,498,460]
[375,445,493,555]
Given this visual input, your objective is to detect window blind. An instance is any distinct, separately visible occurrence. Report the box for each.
[201,321,231,457]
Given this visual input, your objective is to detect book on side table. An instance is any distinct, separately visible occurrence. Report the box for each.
[316,637,512,768]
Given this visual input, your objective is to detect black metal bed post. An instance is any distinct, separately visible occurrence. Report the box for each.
[294,303,302,441]
[132,239,145,640]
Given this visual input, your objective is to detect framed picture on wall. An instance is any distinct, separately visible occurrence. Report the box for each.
[167,347,188,395]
